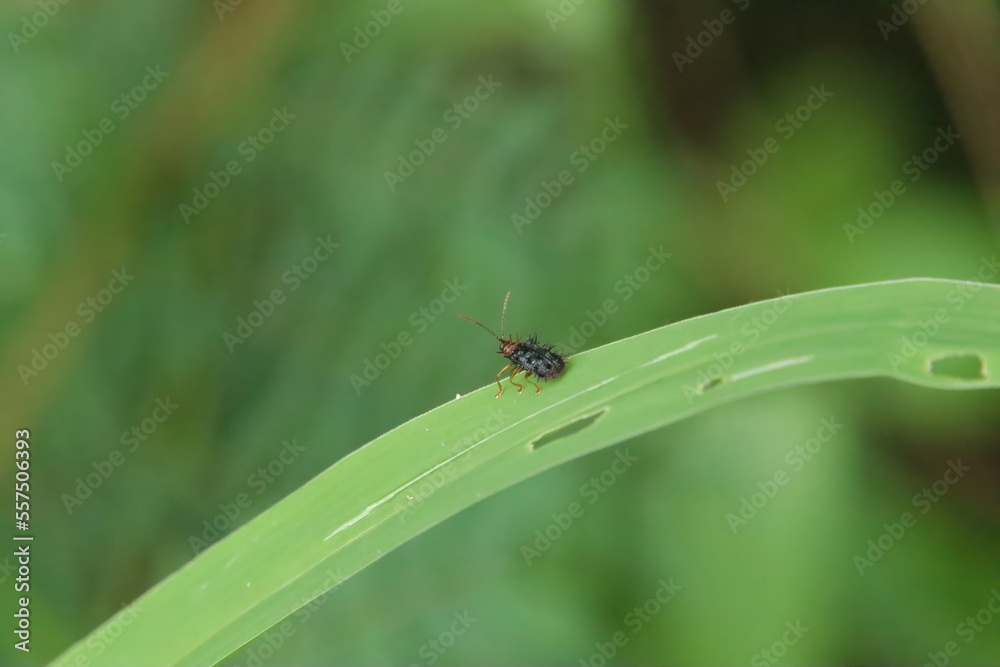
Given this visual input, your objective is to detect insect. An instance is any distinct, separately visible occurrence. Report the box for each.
[459,291,568,398]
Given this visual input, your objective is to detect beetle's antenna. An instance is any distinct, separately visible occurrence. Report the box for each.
[499,290,511,338]
[458,315,501,341]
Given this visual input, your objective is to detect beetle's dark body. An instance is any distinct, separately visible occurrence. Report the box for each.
[460,292,569,397]
[500,336,566,381]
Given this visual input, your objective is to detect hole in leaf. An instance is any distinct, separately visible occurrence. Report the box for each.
[928,353,987,380]
[531,408,609,450]
[699,377,725,392]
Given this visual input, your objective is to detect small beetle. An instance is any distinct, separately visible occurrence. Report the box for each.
[460,291,568,398]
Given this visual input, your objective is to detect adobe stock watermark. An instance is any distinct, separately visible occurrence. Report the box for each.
[61,397,179,515]
[726,417,843,534]
[71,601,144,661]
[521,449,638,566]
[8,0,74,54]
[21,598,142,654]
[51,65,169,182]
[396,407,509,523]
[877,0,929,41]
[223,236,339,352]
[384,74,501,192]
[397,459,460,524]
[843,126,960,243]
[408,610,477,667]
[340,0,417,63]
[853,459,970,576]
[886,254,998,371]
[213,0,247,21]
[17,267,135,386]
[716,84,833,201]
[188,439,307,554]
[672,0,751,72]
[0,554,19,587]
[545,0,592,30]
[180,106,296,224]
[682,288,794,403]
[350,278,467,394]
[512,116,628,234]
[230,568,345,667]
[579,578,682,667]
[921,588,1000,667]
[558,246,672,354]
[750,620,810,667]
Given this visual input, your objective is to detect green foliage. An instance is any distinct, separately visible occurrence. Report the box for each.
[52,279,1000,667]
[5,2,999,665]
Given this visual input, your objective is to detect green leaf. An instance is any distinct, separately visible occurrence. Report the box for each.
[53,278,1000,667]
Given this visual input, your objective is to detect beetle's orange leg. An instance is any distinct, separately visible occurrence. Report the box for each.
[494,363,512,398]
[524,371,542,394]
[508,367,525,394]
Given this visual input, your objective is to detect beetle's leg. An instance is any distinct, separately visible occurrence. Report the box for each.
[508,367,525,394]
[524,371,542,394]
[494,363,512,398]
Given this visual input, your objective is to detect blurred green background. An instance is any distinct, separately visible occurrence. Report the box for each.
[2,0,999,664]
